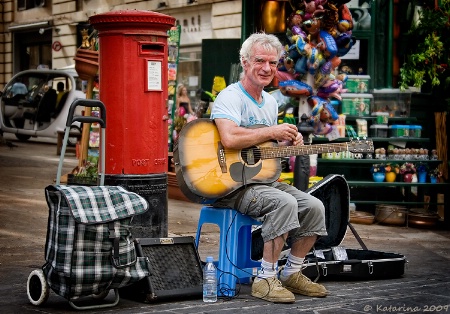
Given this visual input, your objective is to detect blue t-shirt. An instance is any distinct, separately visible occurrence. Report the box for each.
[210,82,278,127]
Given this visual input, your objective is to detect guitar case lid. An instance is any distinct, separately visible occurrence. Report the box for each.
[251,174,350,259]
[304,174,350,250]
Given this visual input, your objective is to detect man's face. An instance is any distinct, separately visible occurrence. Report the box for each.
[244,45,278,88]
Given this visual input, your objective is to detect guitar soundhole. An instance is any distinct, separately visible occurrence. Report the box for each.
[241,146,261,166]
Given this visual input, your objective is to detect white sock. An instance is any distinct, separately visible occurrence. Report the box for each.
[254,259,277,282]
[280,254,304,280]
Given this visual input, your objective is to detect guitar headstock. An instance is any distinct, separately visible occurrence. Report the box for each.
[348,138,374,153]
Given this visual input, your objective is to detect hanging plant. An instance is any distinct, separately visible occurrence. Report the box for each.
[399,0,450,92]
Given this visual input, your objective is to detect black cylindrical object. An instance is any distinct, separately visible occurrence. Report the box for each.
[105,174,168,238]
[294,113,314,191]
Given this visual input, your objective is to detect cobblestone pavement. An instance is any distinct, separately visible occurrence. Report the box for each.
[1,134,449,313]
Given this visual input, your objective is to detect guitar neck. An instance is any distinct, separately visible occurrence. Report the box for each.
[261,143,349,159]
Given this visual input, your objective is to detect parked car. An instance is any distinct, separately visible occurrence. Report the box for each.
[0,69,86,144]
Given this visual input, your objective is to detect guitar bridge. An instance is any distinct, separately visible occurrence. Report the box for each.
[218,142,227,173]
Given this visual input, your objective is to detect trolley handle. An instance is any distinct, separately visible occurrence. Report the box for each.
[56,98,107,186]
[72,116,105,127]
[66,99,106,128]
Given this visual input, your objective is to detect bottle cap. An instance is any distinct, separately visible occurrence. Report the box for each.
[206,256,214,263]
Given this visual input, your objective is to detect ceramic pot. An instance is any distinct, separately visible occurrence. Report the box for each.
[408,210,439,228]
[74,56,99,80]
[385,172,396,182]
[418,171,427,183]
[375,205,406,225]
[75,50,98,61]
[373,172,385,182]
[430,177,437,183]
[350,211,375,225]
[76,48,99,58]
[403,173,413,182]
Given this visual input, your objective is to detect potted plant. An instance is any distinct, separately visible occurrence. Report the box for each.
[171,114,186,142]
[370,164,386,182]
[384,163,399,182]
[69,156,99,185]
[171,110,197,143]
[416,162,429,182]
[429,167,442,183]
[400,162,417,182]
[399,0,450,94]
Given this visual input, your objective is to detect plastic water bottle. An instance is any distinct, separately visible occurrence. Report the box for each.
[203,256,217,302]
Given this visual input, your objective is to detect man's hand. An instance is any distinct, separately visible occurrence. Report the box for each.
[292,131,304,146]
[275,123,303,146]
[215,119,303,149]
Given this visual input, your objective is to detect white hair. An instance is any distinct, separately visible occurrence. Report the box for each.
[239,33,284,67]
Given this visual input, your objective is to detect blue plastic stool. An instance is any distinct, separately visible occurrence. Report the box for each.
[195,206,262,297]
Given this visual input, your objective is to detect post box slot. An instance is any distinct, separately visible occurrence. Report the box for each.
[140,44,164,55]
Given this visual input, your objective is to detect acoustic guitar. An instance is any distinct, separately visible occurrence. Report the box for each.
[173,119,374,204]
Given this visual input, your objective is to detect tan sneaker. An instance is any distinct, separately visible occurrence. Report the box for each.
[251,277,295,303]
[280,271,328,297]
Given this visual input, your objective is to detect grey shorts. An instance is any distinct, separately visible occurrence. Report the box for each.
[214,181,328,243]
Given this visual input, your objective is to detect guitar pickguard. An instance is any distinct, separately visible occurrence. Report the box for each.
[229,162,263,182]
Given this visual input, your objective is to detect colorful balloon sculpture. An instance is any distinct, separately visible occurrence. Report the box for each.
[275,0,356,135]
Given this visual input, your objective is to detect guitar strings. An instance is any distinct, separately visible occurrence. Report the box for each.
[220,142,351,159]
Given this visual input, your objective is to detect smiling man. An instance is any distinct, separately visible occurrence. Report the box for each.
[210,33,328,303]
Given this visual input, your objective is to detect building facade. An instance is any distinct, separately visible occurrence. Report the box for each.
[0,0,242,90]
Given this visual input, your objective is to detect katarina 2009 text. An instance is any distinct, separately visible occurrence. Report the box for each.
[363,304,449,312]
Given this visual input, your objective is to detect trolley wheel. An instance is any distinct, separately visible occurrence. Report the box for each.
[92,290,110,300]
[27,269,49,306]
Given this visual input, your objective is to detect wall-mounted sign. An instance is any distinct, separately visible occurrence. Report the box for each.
[172,9,212,46]
[147,60,162,91]
[340,40,360,60]
[52,41,62,51]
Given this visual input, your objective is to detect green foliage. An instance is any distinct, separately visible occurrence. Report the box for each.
[399,0,450,91]
[76,156,99,179]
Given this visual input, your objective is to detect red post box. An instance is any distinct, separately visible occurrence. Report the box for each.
[89,11,175,238]
[89,10,175,175]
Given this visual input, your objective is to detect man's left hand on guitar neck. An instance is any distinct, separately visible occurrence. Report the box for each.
[279,124,304,147]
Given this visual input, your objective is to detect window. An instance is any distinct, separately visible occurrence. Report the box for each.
[17,0,45,11]
[178,50,201,108]
[24,44,52,70]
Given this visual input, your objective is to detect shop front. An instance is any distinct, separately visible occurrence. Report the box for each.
[8,21,53,73]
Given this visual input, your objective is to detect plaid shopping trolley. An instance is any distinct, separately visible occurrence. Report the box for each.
[27,99,150,310]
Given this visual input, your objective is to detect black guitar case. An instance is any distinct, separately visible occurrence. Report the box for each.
[251,174,406,280]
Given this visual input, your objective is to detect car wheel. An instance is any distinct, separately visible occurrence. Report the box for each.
[68,126,81,147]
[27,269,50,306]
[15,134,31,141]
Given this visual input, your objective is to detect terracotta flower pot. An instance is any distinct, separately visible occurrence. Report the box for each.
[74,56,99,80]
[76,48,99,57]
[76,48,99,62]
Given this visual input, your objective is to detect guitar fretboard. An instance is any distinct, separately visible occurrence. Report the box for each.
[261,143,350,159]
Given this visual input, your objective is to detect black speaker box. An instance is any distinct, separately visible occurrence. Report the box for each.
[119,237,203,303]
